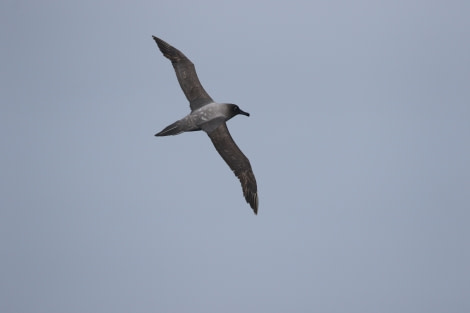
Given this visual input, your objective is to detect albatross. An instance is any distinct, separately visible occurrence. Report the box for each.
[152,36,259,214]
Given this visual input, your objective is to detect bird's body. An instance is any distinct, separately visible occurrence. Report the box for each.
[152,36,259,214]
[155,102,246,136]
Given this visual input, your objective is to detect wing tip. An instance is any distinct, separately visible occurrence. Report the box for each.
[151,35,184,63]
[151,35,165,47]
[152,36,167,51]
[249,192,259,215]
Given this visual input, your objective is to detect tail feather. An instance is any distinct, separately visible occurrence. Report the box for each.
[155,120,184,136]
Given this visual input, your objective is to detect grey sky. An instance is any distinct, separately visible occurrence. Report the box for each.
[1,0,469,312]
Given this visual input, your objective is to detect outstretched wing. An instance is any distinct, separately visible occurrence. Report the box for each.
[207,123,258,214]
[152,36,213,111]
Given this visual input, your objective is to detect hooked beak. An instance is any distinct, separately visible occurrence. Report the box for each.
[239,109,250,117]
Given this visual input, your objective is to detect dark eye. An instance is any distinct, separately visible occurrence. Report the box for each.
[233,106,239,111]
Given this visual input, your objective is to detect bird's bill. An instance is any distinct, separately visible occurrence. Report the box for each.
[239,109,250,117]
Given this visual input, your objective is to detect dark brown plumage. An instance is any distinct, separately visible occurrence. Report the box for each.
[152,36,259,214]
[208,123,258,214]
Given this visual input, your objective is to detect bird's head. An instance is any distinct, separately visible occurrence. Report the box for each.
[226,103,250,119]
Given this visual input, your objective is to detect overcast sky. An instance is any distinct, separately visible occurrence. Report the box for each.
[1,1,469,312]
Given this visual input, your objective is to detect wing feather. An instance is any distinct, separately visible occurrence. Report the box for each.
[208,123,258,214]
[152,36,213,111]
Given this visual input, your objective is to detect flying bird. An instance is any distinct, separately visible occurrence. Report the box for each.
[152,36,259,214]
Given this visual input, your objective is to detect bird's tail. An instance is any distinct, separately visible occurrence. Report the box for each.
[155,120,184,136]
